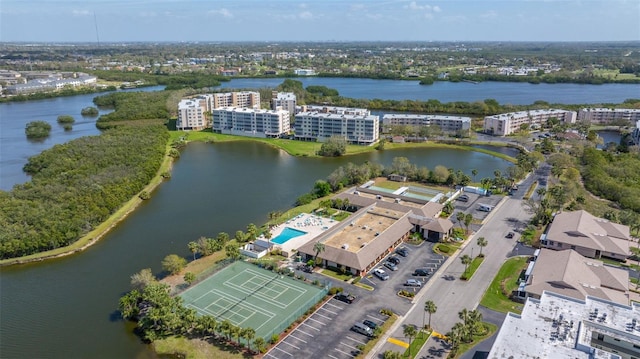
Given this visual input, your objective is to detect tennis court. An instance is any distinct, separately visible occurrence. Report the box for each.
[180,261,327,339]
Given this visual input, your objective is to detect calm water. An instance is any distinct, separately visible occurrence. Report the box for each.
[219,77,640,105]
[0,78,630,359]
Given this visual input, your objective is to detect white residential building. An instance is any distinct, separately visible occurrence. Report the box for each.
[484,109,577,136]
[632,120,640,146]
[271,92,297,114]
[212,107,290,138]
[578,108,640,125]
[298,105,370,116]
[294,69,315,76]
[211,91,260,109]
[294,110,379,144]
[382,114,471,133]
[489,291,640,359]
[177,99,207,131]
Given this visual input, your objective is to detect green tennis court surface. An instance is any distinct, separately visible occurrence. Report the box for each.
[180,261,326,339]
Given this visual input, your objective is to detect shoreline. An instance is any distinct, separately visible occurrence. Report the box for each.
[0,134,516,267]
[0,145,175,267]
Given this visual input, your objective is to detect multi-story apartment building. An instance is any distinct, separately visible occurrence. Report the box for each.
[632,120,640,146]
[578,108,640,124]
[299,105,370,116]
[211,91,260,109]
[212,107,290,138]
[483,109,577,136]
[271,92,297,114]
[382,114,471,133]
[177,99,207,131]
[5,75,97,95]
[294,110,379,144]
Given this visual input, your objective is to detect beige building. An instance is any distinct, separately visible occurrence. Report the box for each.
[212,107,290,138]
[271,91,296,114]
[296,187,453,276]
[177,99,207,131]
[382,114,471,133]
[483,109,577,136]
[520,248,629,305]
[212,91,260,109]
[578,108,640,125]
[541,210,631,261]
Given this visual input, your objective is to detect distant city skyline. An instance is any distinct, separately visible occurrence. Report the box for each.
[1,0,639,43]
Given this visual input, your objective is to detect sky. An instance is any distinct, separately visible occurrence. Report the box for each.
[1,0,639,43]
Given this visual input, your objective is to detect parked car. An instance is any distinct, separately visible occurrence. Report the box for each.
[351,322,374,337]
[395,247,409,257]
[413,268,430,276]
[387,256,401,265]
[506,232,515,239]
[334,292,356,304]
[384,261,398,271]
[404,279,422,287]
[373,268,390,281]
[362,319,378,330]
[457,194,469,202]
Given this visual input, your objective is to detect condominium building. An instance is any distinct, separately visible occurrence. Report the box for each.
[632,120,640,146]
[299,105,370,116]
[5,75,97,95]
[489,290,640,359]
[484,109,577,136]
[177,99,207,131]
[212,107,290,138]
[211,91,260,109]
[382,114,471,132]
[294,110,379,144]
[578,108,640,125]
[271,92,297,114]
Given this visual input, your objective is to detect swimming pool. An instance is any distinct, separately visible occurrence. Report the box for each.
[271,227,307,245]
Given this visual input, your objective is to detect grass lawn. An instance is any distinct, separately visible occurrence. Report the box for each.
[153,336,248,359]
[320,267,353,282]
[403,330,431,358]
[433,242,460,256]
[460,256,484,280]
[480,257,527,314]
[372,178,450,193]
[354,314,398,359]
[451,322,498,359]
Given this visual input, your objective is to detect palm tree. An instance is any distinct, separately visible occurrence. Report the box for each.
[456,211,466,229]
[253,336,266,354]
[231,324,241,344]
[219,320,232,341]
[403,324,417,357]
[461,254,472,276]
[464,213,473,234]
[188,241,199,260]
[242,327,255,351]
[313,241,325,267]
[424,300,437,330]
[476,237,487,257]
[471,169,478,183]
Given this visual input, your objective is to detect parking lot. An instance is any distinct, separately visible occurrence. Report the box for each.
[266,242,448,358]
[452,191,504,232]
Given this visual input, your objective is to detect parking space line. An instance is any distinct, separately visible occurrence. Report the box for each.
[301,322,320,331]
[325,302,344,310]
[272,345,293,356]
[320,307,338,315]
[366,314,384,323]
[314,312,333,320]
[264,352,280,359]
[345,335,367,345]
[295,328,314,337]
[307,317,327,325]
[288,334,307,343]
[334,347,354,357]
[280,340,300,350]
[340,341,360,350]
[327,354,340,359]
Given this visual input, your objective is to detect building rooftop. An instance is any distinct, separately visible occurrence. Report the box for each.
[489,291,640,359]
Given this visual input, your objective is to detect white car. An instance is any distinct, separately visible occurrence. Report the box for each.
[405,279,422,287]
[373,268,389,281]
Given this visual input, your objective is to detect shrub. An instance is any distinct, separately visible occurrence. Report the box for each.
[81,106,99,116]
[25,121,51,139]
[380,308,394,316]
[63,124,73,131]
[57,115,75,124]
[139,191,151,200]
[270,334,279,344]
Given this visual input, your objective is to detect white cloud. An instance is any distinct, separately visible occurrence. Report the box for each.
[72,9,90,16]
[208,8,233,18]
[406,1,431,11]
[366,13,383,20]
[432,5,441,13]
[299,3,308,9]
[140,11,157,18]
[351,4,366,11]
[480,10,497,19]
[299,11,313,19]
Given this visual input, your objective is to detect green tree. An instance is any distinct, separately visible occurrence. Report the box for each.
[188,241,200,260]
[471,169,478,182]
[424,300,437,330]
[476,237,487,257]
[25,120,52,139]
[464,213,473,234]
[119,289,141,319]
[246,223,258,242]
[235,230,246,243]
[183,272,196,285]
[253,336,267,353]
[225,243,241,260]
[242,327,256,351]
[313,180,332,197]
[456,212,466,229]
[313,241,325,266]
[460,254,472,275]
[318,136,347,157]
[162,254,187,275]
[57,115,75,124]
[403,324,417,357]
[130,268,157,290]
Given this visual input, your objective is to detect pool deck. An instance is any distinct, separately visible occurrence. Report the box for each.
[265,213,340,254]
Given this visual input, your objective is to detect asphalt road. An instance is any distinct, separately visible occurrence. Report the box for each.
[370,196,533,358]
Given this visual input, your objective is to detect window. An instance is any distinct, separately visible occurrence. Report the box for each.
[571,245,576,250]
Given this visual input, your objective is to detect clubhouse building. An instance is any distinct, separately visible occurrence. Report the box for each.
[296,185,453,276]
